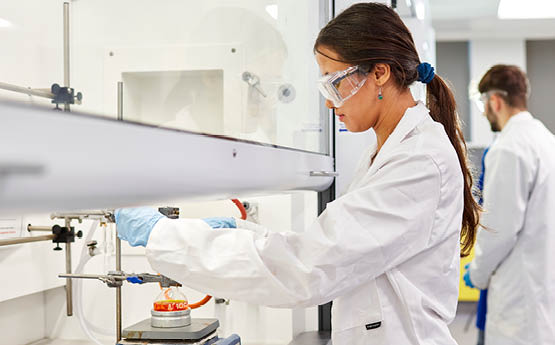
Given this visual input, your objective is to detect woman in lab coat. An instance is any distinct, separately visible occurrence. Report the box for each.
[116,3,480,344]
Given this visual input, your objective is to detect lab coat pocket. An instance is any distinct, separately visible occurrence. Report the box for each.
[331,278,385,344]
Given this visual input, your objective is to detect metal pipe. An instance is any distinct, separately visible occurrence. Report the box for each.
[0,81,55,99]
[59,273,125,281]
[27,225,52,232]
[50,211,113,219]
[65,218,73,316]
[116,237,122,342]
[63,2,70,111]
[0,234,55,246]
[117,82,123,121]
[116,80,124,342]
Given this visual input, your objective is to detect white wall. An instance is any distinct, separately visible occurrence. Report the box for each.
[468,39,526,146]
[0,290,47,345]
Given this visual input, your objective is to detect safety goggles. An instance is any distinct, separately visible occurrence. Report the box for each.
[470,88,508,113]
[317,65,368,108]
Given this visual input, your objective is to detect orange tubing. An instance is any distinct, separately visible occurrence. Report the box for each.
[231,198,247,220]
[188,295,213,309]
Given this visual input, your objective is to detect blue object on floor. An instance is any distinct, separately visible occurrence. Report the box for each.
[476,289,488,330]
[475,147,490,334]
[215,334,241,345]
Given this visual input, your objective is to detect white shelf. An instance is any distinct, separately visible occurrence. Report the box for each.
[0,102,333,214]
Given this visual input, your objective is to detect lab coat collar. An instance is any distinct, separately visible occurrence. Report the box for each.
[501,111,533,134]
[368,101,430,169]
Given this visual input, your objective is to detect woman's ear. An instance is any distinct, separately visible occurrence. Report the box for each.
[372,63,391,86]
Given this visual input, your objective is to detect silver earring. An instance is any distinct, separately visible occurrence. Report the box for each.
[378,87,383,100]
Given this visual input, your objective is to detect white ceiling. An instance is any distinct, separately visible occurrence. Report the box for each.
[429,0,555,41]
[430,0,500,20]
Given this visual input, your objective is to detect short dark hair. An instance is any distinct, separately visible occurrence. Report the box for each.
[478,64,529,109]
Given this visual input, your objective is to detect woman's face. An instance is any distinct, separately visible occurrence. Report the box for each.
[315,46,381,132]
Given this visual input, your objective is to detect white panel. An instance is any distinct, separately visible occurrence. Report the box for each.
[104,45,241,135]
[0,102,333,214]
[0,214,73,302]
[468,39,526,146]
[0,290,46,345]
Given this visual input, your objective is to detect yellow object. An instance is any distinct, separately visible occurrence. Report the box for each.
[459,248,480,301]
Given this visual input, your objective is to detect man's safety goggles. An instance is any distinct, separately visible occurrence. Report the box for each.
[474,90,508,113]
[317,65,368,108]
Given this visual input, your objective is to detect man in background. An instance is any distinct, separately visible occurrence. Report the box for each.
[464,64,555,345]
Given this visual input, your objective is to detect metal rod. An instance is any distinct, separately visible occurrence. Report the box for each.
[59,273,125,281]
[116,237,122,342]
[116,80,124,342]
[117,82,123,121]
[63,2,70,111]
[0,234,55,246]
[65,218,73,316]
[50,211,113,219]
[0,81,55,99]
[27,225,52,232]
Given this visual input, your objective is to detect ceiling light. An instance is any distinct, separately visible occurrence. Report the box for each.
[265,5,278,20]
[498,0,555,19]
[0,18,12,28]
[415,2,425,20]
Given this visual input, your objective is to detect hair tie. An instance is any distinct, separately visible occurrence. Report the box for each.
[417,62,435,84]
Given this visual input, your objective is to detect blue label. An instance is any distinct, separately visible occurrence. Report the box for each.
[338,121,348,132]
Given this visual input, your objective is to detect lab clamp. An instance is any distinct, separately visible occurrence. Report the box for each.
[0,2,82,111]
[54,207,240,345]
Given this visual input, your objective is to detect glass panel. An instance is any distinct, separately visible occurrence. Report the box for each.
[0,1,330,154]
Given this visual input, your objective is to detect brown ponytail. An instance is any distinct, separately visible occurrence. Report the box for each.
[315,3,480,257]
[426,75,480,256]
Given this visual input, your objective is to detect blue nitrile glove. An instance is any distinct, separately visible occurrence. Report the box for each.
[202,217,237,229]
[463,263,475,289]
[115,207,165,247]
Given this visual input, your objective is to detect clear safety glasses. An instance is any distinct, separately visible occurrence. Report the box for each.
[317,65,368,108]
[469,88,508,113]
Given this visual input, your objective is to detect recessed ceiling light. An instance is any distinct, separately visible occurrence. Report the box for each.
[265,4,278,20]
[0,18,12,28]
[498,0,555,19]
[415,2,425,20]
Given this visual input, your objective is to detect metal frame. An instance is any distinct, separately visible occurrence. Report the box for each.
[316,0,335,334]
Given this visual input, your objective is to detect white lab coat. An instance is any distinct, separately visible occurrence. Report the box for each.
[468,112,555,345]
[146,102,464,345]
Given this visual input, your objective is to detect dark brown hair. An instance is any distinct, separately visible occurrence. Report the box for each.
[314,3,479,257]
[478,64,529,109]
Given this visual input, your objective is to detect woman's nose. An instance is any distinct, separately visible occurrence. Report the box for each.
[325,99,335,109]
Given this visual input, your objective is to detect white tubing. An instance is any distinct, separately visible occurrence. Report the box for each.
[74,220,112,344]
[75,255,113,337]
[75,257,106,345]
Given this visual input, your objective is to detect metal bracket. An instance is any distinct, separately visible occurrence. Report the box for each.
[50,83,83,110]
[59,272,182,288]
[310,171,339,177]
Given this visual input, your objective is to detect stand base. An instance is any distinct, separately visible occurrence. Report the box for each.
[122,318,219,342]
